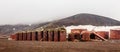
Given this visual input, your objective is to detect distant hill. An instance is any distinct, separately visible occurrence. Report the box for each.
[0,24,29,35]
[0,13,120,35]
[0,22,50,35]
[42,13,120,28]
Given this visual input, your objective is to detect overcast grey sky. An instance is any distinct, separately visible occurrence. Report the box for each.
[0,0,120,25]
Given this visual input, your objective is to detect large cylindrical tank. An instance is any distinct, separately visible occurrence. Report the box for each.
[23,32,27,41]
[81,31,91,41]
[68,33,75,41]
[54,30,58,42]
[95,31,109,39]
[15,33,19,41]
[37,31,43,41]
[10,34,16,40]
[27,31,31,41]
[43,31,48,41]
[18,32,23,41]
[59,30,66,41]
[51,31,54,41]
[110,29,120,39]
[71,29,87,34]
[32,31,36,41]
[48,30,53,41]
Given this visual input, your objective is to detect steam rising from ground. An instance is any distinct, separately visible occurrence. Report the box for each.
[65,25,120,34]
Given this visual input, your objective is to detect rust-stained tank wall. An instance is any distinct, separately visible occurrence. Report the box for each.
[10,34,16,40]
[22,32,25,40]
[110,29,120,39]
[35,31,38,41]
[23,32,27,41]
[32,32,36,41]
[68,34,74,41]
[15,33,19,41]
[37,31,43,41]
[43,31,48,41]
[59,30,66,41]
[51,31,54,41]
[54,30,58,41]
[48,30,53,41]
[68,29,87,41]
[81,31,91,41]
[95,31,109,39]
[27,32,31,41]
[68,33,80,41]
[71,29,87,34]
[18,33,23,41]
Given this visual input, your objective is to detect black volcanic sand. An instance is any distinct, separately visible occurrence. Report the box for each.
[0,39,120,52]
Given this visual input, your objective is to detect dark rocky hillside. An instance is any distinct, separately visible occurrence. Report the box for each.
[0,22,50,35]
[42,13,120,28]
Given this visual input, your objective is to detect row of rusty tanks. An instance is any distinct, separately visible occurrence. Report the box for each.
[68,29,109,42]
[10,28,66,42]
[68,29,87,41]
[10,28,120,42]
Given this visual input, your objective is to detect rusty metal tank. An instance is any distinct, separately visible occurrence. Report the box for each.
[110,29,120,39]
[68,33,80,41]
[35,31,38,41]
[71,29,87,34]
[68,29,87,41]
[15,33,19,41]
[37,31,43,41]
[23,32,27,41]
[43,30,48,41]
[80,31,91,41]
[54,30,59,42]
[48,30,53,41]
[32,31,36,41]
[59,30,66,41]
[27,31,32,41]
[68,33,75,41]
[18,32,23,41]
[95,31,109,39]
[51,30,54,41]
[10,34,16,40]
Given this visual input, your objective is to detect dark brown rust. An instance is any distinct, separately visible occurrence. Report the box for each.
[59,30,66,41]
[95,31,109,39]
[37,31,42,41]
[32,32,36,41]
[48,30,53,41]
[27,32,31,41]
[54,30,58,42]
[71,29,87,34]
[43,31,48,41]
[15,33,19,41]
[10,34,16,40]
[18,33,23,41]
[110,29,120,39]
[81,31,91,41]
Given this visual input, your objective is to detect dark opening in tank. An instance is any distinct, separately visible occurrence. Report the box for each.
[52,31,54,41]
[46,31,49,41]
[35,32,38,41]
[58,31,60,41]
[30,32,32,40]
[90,33,95,39]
